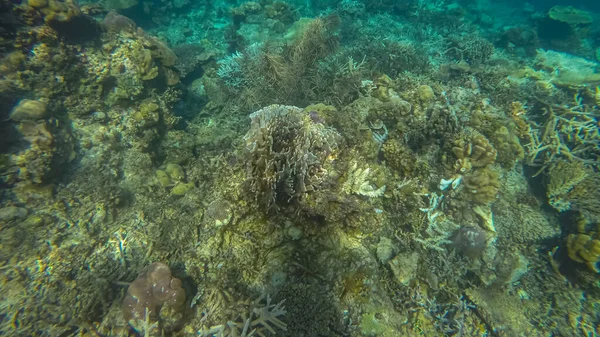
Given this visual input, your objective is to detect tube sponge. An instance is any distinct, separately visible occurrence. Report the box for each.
[122,262,186,322]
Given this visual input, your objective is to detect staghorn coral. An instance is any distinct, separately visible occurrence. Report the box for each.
[529,103,598,171]
[244,104,341,211]
[198,295,286,337]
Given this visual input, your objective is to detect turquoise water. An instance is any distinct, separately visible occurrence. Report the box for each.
[0,0,599,336]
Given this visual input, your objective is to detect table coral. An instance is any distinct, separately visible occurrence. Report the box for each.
[548,6,593,25]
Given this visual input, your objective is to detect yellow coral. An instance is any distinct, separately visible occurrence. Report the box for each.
[509,101,531,140]
[491,126,524,168]
[382,139,415,176]
[342,161,386,197]
[451,133,497,173]
[463,168,500,205]
[567,233,600,272]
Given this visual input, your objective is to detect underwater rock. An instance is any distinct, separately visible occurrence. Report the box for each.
[0,206,28,221]
[451,225,488,258]
[105,0,138,10]
[10,99,47,121]
[388,252,419,286]
[376,237,395,264]
[102,11,136,34]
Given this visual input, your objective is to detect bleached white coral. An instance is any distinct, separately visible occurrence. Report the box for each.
[342,161,386,197]
[416,192,459,251]
[198,295,286,337]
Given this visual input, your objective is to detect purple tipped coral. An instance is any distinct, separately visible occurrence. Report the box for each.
[122,262,186,322]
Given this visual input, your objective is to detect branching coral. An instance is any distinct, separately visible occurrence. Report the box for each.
[244,104,341,210]
[546,160,600,220]
[416,192,460,251]
[445,33,494,65]
[523,99,599,173]
[546,160,588,212]
[198,295,286,337]
[342,161,386,197]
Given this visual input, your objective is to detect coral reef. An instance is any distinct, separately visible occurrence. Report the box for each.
[1,0,600,336]
[243,104,341,212]
[122,262,186,335]
[546,160,600,221]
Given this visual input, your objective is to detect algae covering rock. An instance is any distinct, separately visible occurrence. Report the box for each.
[10,99,47,121]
